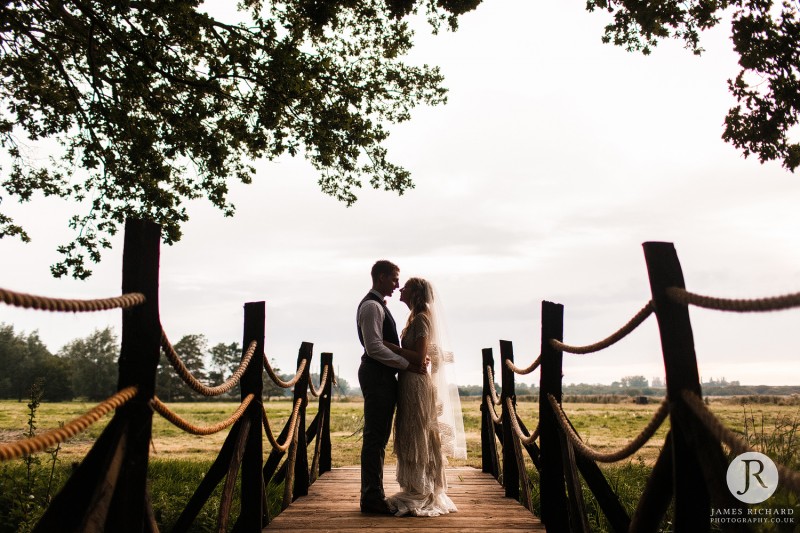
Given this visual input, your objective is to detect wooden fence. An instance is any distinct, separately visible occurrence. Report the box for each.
[0,218,334,532]
[481,241,800,532]
[7,226,800,532]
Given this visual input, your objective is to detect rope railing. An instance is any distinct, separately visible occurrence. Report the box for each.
[667,287,800,313]
[262,398,303,452]
[478,243,800,528]
[0,287,146,312]
[485,395,503,424]
[486,366,502,405]
[150,394,255,436]
[505,397,540,445]
[0,386,138,461]
[264,355,307,389]
[550,301,654,354]
[505,355,542,375]
[681,390,800,493]
[523,418,541,444]
[308,365,330,398]
[548,394,670,463]
[161,330,257,397]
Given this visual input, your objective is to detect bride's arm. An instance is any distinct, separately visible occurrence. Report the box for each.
[383,338,428,368]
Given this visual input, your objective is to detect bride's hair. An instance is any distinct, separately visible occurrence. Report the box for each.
[401,277,433,338]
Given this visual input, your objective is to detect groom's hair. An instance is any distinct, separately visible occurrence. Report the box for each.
[371,260,399,281]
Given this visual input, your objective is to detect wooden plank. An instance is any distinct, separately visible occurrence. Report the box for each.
[265,467,544,532]
[272,529,538,533]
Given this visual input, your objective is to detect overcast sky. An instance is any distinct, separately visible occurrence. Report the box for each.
[3,0,799,390]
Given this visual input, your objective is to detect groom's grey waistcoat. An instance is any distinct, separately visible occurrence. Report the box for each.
[357,292,400,367]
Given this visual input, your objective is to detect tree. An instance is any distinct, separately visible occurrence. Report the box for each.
[0,323,25,398]
[587,0,800,172]
[208,341,242,399]
[59,327,118,400]
[0,324,72,401]
[333,374,351,397]
[209,342,241,378]
[0,0,482,278]
[157,334,208,401]
[264,358,289,400]
[619,375,648,388]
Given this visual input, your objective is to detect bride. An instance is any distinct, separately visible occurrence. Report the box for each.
[382,277,467,517]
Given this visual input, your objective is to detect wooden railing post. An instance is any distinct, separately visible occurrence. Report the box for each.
[500,340,519,500]
[240,302,265,530]
[318,352,333,475]
[34,218,162,533]
[481,348,500,478]
[112,218,163,531]
[538,300,569,532]
[292,342,312,498]
[643,242,743,532]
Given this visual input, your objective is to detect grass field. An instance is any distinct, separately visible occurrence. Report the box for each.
[2,396,797,466]
[0,397,800,467]
[1,396,798,531]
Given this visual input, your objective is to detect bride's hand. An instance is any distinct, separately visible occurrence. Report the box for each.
[383,341,400,354]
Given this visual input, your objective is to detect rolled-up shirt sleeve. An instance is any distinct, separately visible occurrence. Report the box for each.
[358,300,409,370]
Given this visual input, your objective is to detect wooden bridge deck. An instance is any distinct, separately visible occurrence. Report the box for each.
[265,467,545,532]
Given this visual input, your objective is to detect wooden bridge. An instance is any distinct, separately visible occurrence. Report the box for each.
[2,217,800,532]
[266,467,543,532]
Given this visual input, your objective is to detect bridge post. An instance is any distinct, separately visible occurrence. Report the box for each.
[643,242,743,532]
[318,352,334,475]
[538,300,569,532]
[240,302,266,530]
[34,218,162,533]
[111,218,163,531]
[499,340,519,500]
[292,342,313,498]
[481,348,500,478]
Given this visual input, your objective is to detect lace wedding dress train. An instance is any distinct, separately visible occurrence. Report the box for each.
[387,315,458,517]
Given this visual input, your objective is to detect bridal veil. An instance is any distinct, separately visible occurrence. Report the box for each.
[427,284,467,460]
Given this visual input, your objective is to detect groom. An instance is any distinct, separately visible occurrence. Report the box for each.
[356,260,414,514]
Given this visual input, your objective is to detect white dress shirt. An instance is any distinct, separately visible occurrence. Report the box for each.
[358,290,409,370]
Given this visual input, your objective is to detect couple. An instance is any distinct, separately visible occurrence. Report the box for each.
[356,260,466,517]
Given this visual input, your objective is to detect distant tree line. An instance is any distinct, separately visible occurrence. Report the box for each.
[457,374,799,398]
[0,324,351,402]
[2,326,791,402]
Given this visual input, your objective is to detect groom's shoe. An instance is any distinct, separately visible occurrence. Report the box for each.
[360,497,395,515]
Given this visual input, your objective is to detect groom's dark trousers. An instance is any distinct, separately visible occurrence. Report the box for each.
[357,291,401,503]
[358,359,397,502]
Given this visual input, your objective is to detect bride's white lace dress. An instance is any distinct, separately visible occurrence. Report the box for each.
[387,314,458,517]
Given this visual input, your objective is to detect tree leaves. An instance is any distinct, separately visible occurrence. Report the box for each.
[587,0,799,172]
[0,0,479,278]
[724,1,800,172]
